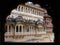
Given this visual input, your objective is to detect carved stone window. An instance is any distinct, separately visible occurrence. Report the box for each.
[17,6,20,11]
[18,6,20,11]
[19,26,22,32]
[9,26,11,32]
[21,7,23,12]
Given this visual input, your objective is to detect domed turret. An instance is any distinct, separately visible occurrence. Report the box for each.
[35,4,41,8]
[25,1,34,5]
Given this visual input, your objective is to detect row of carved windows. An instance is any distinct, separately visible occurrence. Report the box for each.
[16,25,34,32]
[5,25,11,32]
[17,5,42,16]
[16,26,22,32]
[5,25,35,32]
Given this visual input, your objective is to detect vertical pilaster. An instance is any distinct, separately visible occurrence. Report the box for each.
[21,6,22,12]
[25,7,27,13]
[22,25,23,34]
[15,26,16,34]
[31,9,33,14]
[23,6,24,12]
[24,7,26,12]
[30,8,31,13]
[18,25,20,32]
[20,6,21,12]
[31,27,32,33]
[28,26,30,35]
[11,26,12,34]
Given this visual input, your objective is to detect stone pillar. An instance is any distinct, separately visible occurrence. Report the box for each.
[22,26,23,33]
[30,26,32,34]
[23,7,25,12]
[23,6,24,12]
[36,10,37,15]
[24,7,26,12]
[17,6,19,11]
[27,8,29,13]
[20,6,21,12]
[29,26,30,33]
[22,6,23,12]
[21,6,22,12]
[15,26,16,34]
[7,25,9,38]
[18,26,20,32]
[30,8,31,13]
[11,26,12,34]
[25,7,26,13]
[32,9,33,14]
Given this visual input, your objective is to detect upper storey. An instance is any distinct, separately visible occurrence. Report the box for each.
[11,2,47,17]
[16,2,47,16]
[7,2,48,22]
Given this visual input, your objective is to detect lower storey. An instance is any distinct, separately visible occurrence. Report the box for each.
[4,33,54,42]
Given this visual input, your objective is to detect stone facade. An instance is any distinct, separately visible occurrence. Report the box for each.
[4,2,54,42]
[44,13,53,33]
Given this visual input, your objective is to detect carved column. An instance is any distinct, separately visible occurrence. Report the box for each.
[18,25,20,32]
[22,25,23,34]
[15,26,16,34]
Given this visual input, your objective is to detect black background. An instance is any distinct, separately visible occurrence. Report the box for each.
[0,0,59,44]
